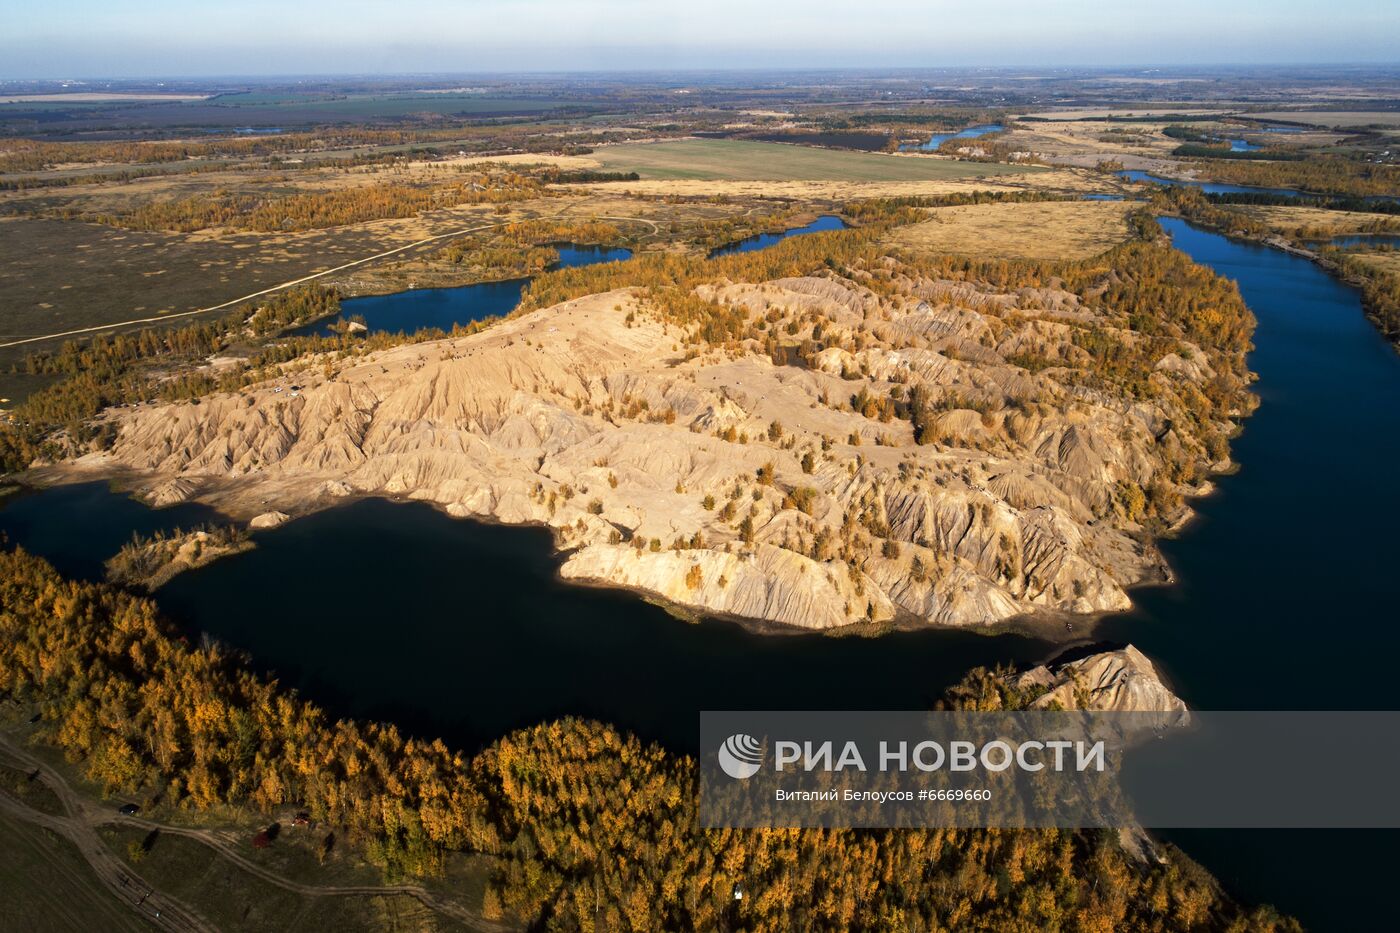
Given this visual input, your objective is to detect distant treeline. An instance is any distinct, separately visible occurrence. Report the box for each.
[1207,191,1400,215]
[1021,113,1225,124]
[843,190,1077,225]
[0,127,484,173]
[538,169,640,183]
[1172,144,1306,162]
[1162,125,1214,142]
[0,127,639,191]
[1194,155,1400,199]
[1159,125,1305,161]
[812,110,1003,130]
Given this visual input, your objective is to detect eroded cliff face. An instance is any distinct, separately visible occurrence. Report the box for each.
[1016,645,1188,714]
[73,266,1237,631]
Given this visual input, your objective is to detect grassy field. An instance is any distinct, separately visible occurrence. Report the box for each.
[591,139,1040,182]
[0,216,416,337]
[1232,204,1400,235]
[1350,250,1400,277]
[100,825,472,932]
[0,813,149,933]
[890,200,1135,260]
[0,203,526,372]
[0,763,64,816]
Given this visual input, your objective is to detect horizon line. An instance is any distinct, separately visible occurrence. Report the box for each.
[6,62,1400,83]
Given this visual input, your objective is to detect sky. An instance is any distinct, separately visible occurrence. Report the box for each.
[2,0,1398,78]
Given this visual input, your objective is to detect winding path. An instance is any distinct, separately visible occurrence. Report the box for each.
[0,732,505,932]
[0,734,213,932]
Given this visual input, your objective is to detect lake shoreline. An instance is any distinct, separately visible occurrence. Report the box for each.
[1157,208,1400,351]
[3,465,1130,651]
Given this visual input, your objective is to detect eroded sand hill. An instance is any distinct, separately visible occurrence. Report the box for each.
[1017,645,1188,714]
[66,269,1235,631]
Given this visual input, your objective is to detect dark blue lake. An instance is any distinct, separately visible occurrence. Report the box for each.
[1326,233,1400,248]
[0,482,224,581]
[1225,138,1260,152]
[300,243,632,337]
[304,217,852,337]
[707,215,847,257]
[0,485,1051,756]
[1094,218,1400,931]
[900,123,1003,152]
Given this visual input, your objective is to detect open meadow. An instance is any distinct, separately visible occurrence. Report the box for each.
[0,813,149,933]
[1348,249,1400,277]
[589,138,1040,182]
[1230,204,1400,235]
[890,199,1136,260]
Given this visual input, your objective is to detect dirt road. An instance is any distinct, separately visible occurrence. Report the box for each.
[0,732,505,931]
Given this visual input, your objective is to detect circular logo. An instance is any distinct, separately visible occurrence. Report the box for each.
[717,733,764,779]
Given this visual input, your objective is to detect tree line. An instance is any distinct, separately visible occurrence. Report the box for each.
[0,286,340,471]
[1190,154,1400,199]
[1326,246,1400,342]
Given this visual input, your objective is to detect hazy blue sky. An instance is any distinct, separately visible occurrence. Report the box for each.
[3,0,1398,77]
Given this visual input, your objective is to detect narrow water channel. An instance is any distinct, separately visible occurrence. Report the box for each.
[899,123,1003,152]
[1118,169,1400,206]
[1117,169,1307,198]
[1097,218,1400,931]
[706,215,846,257]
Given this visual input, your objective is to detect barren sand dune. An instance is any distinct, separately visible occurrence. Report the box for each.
[66,267,1231,632]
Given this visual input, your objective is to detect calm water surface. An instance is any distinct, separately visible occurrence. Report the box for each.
[304,215,852,336]
[0,488,1050,753]
[899,123,1003,152]
[707,215,847,257]
[1324,233,1400,248]
[0,482,223,581]
[1095,219,1400,931]
[299,244,632,337]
